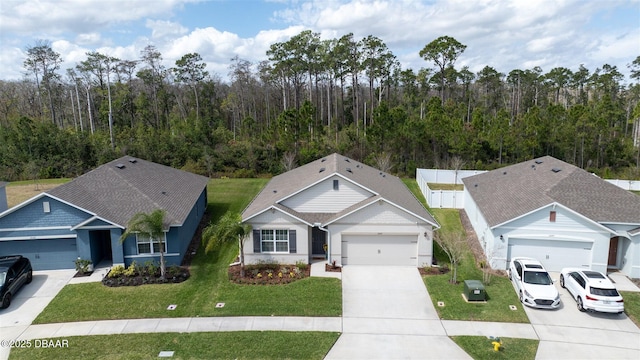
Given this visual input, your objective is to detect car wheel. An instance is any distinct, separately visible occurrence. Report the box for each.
[577,297,585,312]
[26,271,33,284]
[508,269,512,280]
[1,293,10,309]
[560,274,565,288]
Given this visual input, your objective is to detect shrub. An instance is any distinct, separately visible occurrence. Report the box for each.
[123,262,137,277]
[108,265,125,278]
[295,261,308,271]
[144,260,158,276]
[74,258,92,274]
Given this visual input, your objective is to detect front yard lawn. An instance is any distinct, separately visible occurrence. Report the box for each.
[33,178,342,324]
[451,336,539,360]
[423,208,529,323]
[620,291,640,327]
[10,331,340,360]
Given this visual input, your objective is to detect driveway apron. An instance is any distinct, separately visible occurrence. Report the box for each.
[325,266,471,360]
[525,276,640,360]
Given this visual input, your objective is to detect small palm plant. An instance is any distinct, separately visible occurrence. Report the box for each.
[202,212,251,277]
[120,209,168,279]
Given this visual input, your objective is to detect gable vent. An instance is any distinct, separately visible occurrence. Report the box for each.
[128,158,137,163]
[115,164,125,169]
[551,168,562,173]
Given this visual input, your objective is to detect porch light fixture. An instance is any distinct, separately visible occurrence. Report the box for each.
[500,235,504,241]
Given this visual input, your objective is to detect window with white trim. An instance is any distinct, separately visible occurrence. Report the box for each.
[136,233,167,254]
[261,229,289,253]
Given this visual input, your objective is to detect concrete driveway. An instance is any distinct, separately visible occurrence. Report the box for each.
[522,273,640,359]
[325,266,471,360]
[0,269,75,360]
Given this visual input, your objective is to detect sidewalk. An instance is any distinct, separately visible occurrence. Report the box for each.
[17,316,343,341]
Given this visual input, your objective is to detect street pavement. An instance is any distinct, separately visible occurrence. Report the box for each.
[1,263,639,359]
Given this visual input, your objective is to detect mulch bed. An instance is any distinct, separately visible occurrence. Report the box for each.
[73,271,93,278]
[325,263,342,272]
[102,267,190,287]
[228,263,310,285]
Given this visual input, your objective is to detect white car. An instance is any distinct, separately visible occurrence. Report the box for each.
[508,257,560,309]
[560,268,624,314]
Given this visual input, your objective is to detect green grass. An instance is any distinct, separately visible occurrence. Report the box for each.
[423,208,529,323]
[451,336,539,360]
[6,178,71,186]
[428,183,464,191]
[9,331,341,360]
[33,178,342,324]
[621,291,640,327]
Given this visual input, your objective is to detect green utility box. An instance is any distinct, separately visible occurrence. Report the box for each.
[463,280,486,301]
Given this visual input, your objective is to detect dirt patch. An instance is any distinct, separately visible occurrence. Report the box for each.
[6,183,62,207]
[325,263,342,272]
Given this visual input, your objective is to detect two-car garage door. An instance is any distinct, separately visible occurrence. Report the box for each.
[342,234,418,266]
[0,238,78,270]
[507,238,592,272]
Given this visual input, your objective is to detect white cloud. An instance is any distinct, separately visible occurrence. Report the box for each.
[147,20,188,40]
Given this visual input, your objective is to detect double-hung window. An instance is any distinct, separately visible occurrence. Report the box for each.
[261,229,289,253]
[136,234,167,255]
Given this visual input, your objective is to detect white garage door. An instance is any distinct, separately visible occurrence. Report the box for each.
[342,234,417,266]
[507,239,592,271]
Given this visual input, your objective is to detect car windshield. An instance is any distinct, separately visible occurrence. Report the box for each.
[523,271,553,285]
[0,272,5,287]
[590,287,619,297]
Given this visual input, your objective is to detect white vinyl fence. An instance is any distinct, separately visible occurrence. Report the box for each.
[417,168,639,209]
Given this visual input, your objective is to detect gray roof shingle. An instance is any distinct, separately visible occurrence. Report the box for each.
[462,156,640,227]
[242,153,438,226]
[47,157,209,228]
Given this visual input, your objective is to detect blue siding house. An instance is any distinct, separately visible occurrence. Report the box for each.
[0,157,209,270]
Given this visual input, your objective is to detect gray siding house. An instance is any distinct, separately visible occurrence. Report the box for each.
[242,153,439,267]
[463,156,640,278]
[0,157,209,270]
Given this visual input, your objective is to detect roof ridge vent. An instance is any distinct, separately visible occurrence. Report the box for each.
[115,164,125,169]
[128,158,137,163]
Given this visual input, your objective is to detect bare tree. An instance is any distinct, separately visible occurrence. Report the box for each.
[281,151,297,171]
[434,231,466,284]
[374,152,392,173]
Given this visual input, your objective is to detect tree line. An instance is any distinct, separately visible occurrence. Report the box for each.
[1,33,639,182]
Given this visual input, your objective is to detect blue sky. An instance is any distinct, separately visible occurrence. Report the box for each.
[1,0,638,83]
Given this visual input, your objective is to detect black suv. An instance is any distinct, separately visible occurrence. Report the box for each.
[0,255,33,309]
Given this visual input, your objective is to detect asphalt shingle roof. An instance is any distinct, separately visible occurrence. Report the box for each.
[462,156,640,227]
[242,153,437,226]
[47,156,209,228]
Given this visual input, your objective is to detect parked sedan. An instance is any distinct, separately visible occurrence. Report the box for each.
[0,255,33,309]
[508,257,560,309]
[560,268,624,314]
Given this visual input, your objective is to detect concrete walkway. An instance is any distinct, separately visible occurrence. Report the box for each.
[3,263,640,360]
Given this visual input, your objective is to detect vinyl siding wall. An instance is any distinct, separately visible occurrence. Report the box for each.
[281,175,372,213]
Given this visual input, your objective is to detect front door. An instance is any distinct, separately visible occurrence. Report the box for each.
[311,227,326,258]
[608,237,619,267]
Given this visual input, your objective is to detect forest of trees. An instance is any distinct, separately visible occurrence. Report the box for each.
[1,32,639,182]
